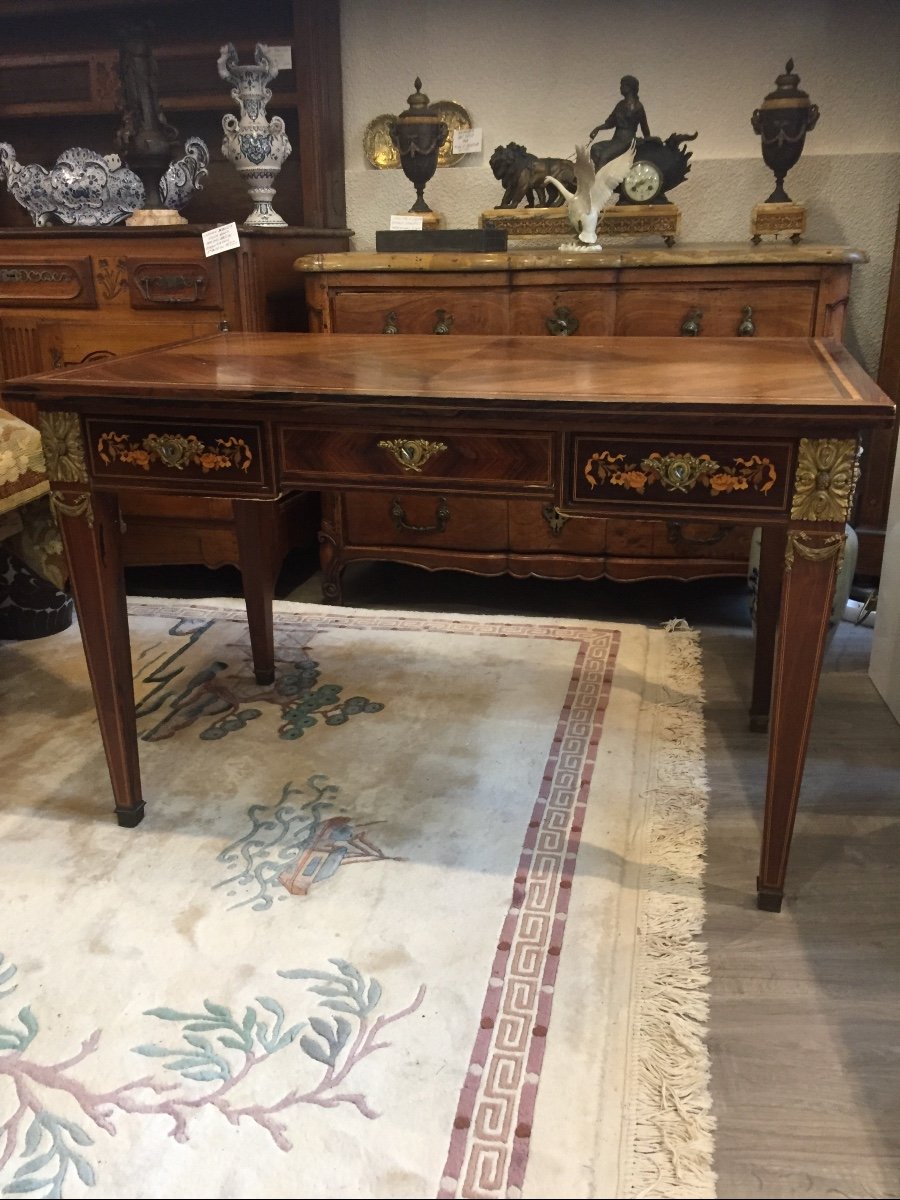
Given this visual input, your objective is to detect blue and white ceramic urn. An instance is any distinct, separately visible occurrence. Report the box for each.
[217,42,292,228]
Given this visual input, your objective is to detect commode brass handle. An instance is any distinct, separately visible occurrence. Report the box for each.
[680,308,703,336]
[382,310,399,333]
[390,496,450,534]
[546,305,580,336]
[736,305,756,336]
[433,309,454,334]
[666,521,735,546]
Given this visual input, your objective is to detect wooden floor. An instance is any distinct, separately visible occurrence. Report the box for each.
[128,557,900,1198]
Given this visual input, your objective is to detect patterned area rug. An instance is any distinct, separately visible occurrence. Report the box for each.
[0,599,715,1199]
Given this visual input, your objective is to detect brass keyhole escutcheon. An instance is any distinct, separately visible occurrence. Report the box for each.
[377,438,448,472]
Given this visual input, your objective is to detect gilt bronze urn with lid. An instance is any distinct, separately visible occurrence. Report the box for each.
[389,78,448,216]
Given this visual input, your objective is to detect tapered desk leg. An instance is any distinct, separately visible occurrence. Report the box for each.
[757,526,844,911]
[233,498,277,685]
[749,525,786,733]
[57,489,144,827]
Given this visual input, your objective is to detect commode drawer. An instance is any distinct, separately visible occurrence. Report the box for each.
[124,257,224,310]
[606,519,753,561]
[343,490,507,550]
[614,284,817,337]
[508,499,606,552]
[41,318,222,370]
[0,256,96,308]
[508,287,616,336]
[331,289,508,334]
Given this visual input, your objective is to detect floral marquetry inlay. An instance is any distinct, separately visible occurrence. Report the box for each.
[38,412,88,483]
[790,438,860,521]
[583,450,778,496]
[97,432,254,474]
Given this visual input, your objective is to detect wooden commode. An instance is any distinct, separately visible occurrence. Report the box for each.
[295,244,864,600]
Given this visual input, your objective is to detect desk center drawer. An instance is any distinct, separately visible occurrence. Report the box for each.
[279,426,553,491]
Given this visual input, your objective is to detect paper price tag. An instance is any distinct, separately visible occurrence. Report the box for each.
[261,44,293,71]
[451,127,482,155]
[389,214,424,231]
[202,222,241,257]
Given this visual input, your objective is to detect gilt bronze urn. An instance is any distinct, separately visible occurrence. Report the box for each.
[389,78,448,216]
[751,59,820,204]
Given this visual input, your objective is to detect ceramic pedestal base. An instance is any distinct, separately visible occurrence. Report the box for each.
[125,208,188,227]
[751,202,806,244]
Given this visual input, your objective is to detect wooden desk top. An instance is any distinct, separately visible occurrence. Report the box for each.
[7,334,893,427]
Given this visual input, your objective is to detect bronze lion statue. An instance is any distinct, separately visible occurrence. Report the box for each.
[489,142,576,209]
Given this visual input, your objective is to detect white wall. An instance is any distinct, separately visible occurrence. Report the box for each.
[339,0,900,374]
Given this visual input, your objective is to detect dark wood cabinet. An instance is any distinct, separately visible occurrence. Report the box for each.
[0,0,346,232]
[0,225,349,569]
[0,0,350,573]
[296,244,865,600]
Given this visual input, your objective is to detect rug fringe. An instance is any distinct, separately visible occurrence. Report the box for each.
[623,630,717,1199]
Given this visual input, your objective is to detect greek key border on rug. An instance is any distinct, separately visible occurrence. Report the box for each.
[128,603,620,1199]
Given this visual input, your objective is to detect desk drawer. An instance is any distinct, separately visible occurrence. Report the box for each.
[85,417,270,492]
[280,427,553,491]
[567,435,793,514]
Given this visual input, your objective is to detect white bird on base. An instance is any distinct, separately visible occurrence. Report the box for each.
[544,141,636,249]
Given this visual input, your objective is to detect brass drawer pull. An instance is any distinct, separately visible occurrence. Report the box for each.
[666,521,735,546]
[50,346,114,370]
[390,496,450,534]
[546,305,579,336]
[737,305,756,336]
[382,310,399,334]
[680,308,703,336]
[135,273,206,304]
[433,309,454,334]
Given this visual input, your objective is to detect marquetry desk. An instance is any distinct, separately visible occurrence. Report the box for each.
[5,333,894,912]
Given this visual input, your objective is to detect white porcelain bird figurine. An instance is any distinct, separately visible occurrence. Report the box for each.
[545,141,636,248]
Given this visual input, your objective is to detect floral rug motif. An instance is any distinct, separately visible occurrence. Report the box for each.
[0,599,715,1198]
